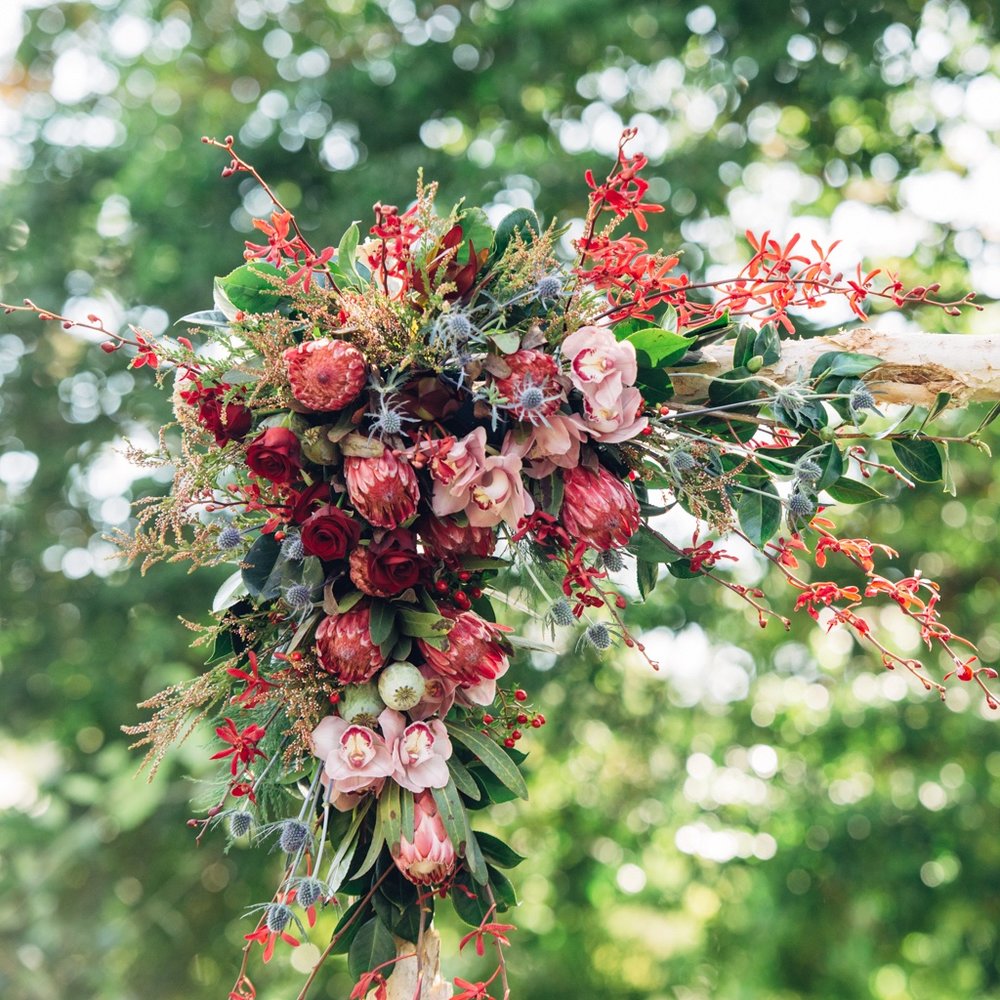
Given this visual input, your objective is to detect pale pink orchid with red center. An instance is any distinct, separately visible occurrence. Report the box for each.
[394,789,456,886]
[311,715,394,795]
[379,709,453,793]
[561,325,648,442]
[431,430,533,528]
[520,411,589,477]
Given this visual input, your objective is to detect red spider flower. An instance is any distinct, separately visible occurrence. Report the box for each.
[452,979,495,1000]
[459,920,516,957]
[350,971,388,1000]
[227,650,278,708]
[210,718,267,775]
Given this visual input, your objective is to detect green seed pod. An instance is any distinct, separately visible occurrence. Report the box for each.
[378,661,426,712]
[340,682,386,727]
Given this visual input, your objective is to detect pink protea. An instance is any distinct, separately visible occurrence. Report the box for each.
[284,339,367,412]
[394,789,456,886]
[379,710,452,793]
[418,610,510,689]
[560,464,640,551]
[493,349,564,423]
[312,715,393,795]
[315,608,384,683]
[344,452,420,529]
[417,515,496,562]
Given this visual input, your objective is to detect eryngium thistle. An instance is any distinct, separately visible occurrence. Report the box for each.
[279,819,311,854]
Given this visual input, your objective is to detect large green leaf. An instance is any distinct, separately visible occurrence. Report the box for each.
[624,327,694,368]
[892,438,943,483]
[240,532,282,601]
[492,208,541,256]
[737,480,782,546]
[825,477,887,504]
[446,723,529,799]
[810,350,883,381]
[215,261,288,314]
[348,917,397,981]
[368,600,397,646]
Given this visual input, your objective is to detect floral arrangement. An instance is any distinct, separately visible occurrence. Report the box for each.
[5,129,993,999]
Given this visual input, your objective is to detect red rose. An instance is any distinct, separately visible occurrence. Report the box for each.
[198,393,253,445]
[301,504,363,561]
[351,529,425,596]
[287,481,332,524]
[245,427,302,485]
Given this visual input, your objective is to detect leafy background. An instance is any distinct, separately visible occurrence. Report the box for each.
[2,1,1000,997]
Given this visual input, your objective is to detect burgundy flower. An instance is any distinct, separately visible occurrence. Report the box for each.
[417,515,496,562]
[284,339,367,412]
[560,464,640,551]
[300,504,362,562]
[246,427,302,485]
[315,607,384,683]
[287,481,333,524]
[344,451,420,529]
[198,392,253,445]
[349,529,425,597]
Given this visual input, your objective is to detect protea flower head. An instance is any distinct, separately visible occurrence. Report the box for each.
[394,789,456,886]
[493,349,564,424]
[315,607,384,684]
[417,515,496,562]
[417,609,509,689]
[284,338,367,412]
[344,452,420,530]
[560,464,640,551]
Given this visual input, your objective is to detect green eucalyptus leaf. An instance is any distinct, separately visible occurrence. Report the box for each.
[446,723,529,799]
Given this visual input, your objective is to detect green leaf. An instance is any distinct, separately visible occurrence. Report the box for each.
[206,630,236,665]
[825,478,887,504]
[737,480,782,546]
[447,755,482,801]
[215,262,288,314]
[919,391,952,430]
[487,865,517,909]
[457,555,513,572]
[337,222,361,279]
[624,327,695,369]
[475,831,525,869]
[430,779,468,857]
[330,898,372,955]
[241,532,282,601]
[490,330,520,354]
[397,607,453,639]
[753,324,781,366]
[464,826,489,885]
[492,208,541,255]
[707,367,765,409]
[811,443,845,490]
[382,782,401,857]
[400,786,414,843]
[810,351,883,381]
[446,723,529,799]
[368,600,397,647]
[348,917,397,982]
[456,207,494,264]
[451,873,493,927]
[892,438,943,483]
[636,558,659,601]
[351,808,385,879]
[732,325,755,369]
[626,523,681,564]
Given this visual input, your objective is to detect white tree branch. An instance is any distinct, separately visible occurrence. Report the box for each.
[673,328,1000,407]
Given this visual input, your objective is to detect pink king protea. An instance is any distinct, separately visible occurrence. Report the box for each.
[315,607,384,683]
[394,789,456,886]
[560,464,641,551]
[344,452,420,529]
[418,610,509,691]
[284,338,367,412]
[417,515,496,562]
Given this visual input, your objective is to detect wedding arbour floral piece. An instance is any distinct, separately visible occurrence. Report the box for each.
[5,128,992,999]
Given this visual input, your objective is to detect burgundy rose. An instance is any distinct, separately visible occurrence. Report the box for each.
[287,481,333,524]
[352,529,425,596]
[197,391,253,445]
[246,427,302,485]
[301,504,363,561]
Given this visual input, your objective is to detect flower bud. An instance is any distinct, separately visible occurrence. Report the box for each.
[394,790,456,886]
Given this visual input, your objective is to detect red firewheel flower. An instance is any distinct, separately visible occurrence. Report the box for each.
[210,718,267,775]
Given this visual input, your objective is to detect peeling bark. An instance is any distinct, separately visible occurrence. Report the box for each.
[673,328,1000,407]
[373,929,453,1000]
